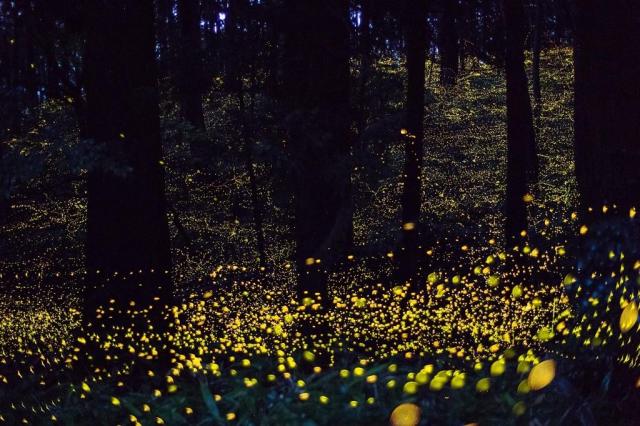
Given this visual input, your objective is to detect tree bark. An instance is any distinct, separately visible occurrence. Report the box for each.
[399,0,428,284]
[503,0,538,243]
[156,0,173,77]
[177,0,205,129]
[357,0,372,141]
[574,0,640,213]
[283,0,352,299]
[84,0,172,323]
[532,0,543,120]
[439,0,459,85]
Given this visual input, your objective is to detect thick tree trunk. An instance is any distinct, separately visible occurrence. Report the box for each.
[283,0,352,300]
[84,0,172,323]
[439,0,459,85]
[399,0,427,284]
[177,0,205,129]
[503,0,538,243]
[574,1,640,213]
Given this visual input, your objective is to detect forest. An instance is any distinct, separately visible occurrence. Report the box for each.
[1,0,640,424]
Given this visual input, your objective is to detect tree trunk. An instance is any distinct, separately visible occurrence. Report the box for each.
[156,0,173,77]
[357,0,372,141]
[177,0,205,129]
[399,0,427,284]
[240,92,267,268]
[574,1,640,213]
[439,0,459,85]
[532,0,543,120]
[84,0,172,324]
[503,0,538,243]
[283,0,352,300]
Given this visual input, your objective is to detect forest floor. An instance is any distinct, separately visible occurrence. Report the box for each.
[1,48,638,424]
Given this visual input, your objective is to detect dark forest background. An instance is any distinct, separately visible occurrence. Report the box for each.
[1,0,638,300]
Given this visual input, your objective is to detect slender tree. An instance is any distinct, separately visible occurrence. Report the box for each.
[531,0,543,120]
[439,0,459,85]
[226,0,267,268]
[156,0,174,77]
[399,0,428,283]
[177,0,206,129]
[283,0,352,299]
[503,0,538,242]
[574,1,640,212]
[83,0,171,322]
[356,0,373,141]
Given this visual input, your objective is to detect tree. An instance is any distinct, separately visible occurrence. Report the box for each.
[226,0,267,268]
[177,0,206,129]
[503,0,538,243]
[439,0,459,85]
[83,0,171,323]
[574,1,640,213]
[282,0,352,299]
[399,0,428,283]
[531,0,543,120]
[156,0,174,77]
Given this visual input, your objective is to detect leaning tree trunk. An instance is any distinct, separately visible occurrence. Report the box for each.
[574,0,640,213]
[399,0,428,284]
[84,0,172,325]
[503,0,538,243]
[283,0,352,300]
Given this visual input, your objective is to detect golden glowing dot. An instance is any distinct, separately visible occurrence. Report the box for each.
[226,412,236,421]
[490,359,505,376]
[512,401,527,416]
[579,225,588,235]
[390,403,421,426]
[299,392,310,401]
[400,128,408,135]
[476,378,490,393]
[620,302,638,333]
[304,257,315,266]
[528,360,556,391]
[402,222,415,231]
[522,193,534,203]
[111,396,120,406]
[403,381,419,395]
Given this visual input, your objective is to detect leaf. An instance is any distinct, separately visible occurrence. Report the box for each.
[199,378,223,425]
